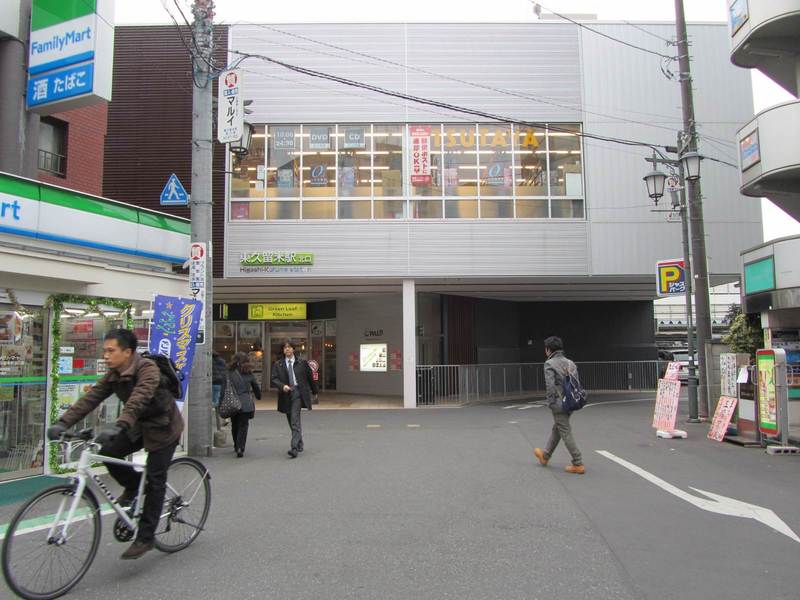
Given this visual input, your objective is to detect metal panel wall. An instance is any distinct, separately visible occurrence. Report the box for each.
[580,23,762,277]
[225,220,587,278]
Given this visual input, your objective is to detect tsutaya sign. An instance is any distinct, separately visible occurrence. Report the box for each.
[27,0,114,113]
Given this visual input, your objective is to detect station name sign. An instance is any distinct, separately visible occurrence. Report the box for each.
[240,251,314,266]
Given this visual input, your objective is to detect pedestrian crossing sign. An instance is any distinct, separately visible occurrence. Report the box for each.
[160,173,189,206]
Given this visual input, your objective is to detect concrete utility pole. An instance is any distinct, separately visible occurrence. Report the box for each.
[674,0,712,418]
[0,0,39,177]
[187,0,215,456]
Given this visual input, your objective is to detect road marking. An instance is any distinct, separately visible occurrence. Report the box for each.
[518,404,544,410]
[0,505,116,540]
[597,450,800,544]
[508,421,519,424]
[366,424,381,429]
[407,424,420,428]
[503,404,525,410]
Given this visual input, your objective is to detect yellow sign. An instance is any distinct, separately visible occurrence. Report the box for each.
[248,303,307,321]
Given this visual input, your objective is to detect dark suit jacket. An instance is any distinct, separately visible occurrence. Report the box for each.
[271,357,318,414]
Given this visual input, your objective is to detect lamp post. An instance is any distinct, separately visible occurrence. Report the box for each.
[644,148,701,423]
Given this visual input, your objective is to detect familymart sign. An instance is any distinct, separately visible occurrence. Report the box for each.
[27,0,115,113]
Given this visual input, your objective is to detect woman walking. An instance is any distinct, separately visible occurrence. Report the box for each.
[228,352,261,457]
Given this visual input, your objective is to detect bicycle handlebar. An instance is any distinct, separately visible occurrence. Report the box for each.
[59,428,95,442]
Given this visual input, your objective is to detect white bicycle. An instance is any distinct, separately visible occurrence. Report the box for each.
[1,428,211,600]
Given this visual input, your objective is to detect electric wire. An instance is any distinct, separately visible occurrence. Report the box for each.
[622,20,674,45]
[230,24,738,150]
[530,1,677,60]
[229,48,738,169]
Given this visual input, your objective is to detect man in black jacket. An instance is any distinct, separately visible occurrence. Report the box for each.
[270,339,318,458]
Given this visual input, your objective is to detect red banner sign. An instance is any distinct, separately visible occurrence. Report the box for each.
[708,396,738,442]
[410,126,432,186]
[653,378,681,431]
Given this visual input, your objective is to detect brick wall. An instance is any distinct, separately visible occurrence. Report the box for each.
[37,102,108,196]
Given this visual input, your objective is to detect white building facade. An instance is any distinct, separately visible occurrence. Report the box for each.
[213,21,763,406]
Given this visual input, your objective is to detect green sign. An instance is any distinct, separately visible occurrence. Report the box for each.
[744,256,775,295]
[241,252,314,266]
[756,350,778,435]
[31,0,96,31]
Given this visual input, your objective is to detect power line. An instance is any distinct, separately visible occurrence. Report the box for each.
[531,1,677,60]
[230,48,738,170]
[622,20,674,45]
[231,24,737,150]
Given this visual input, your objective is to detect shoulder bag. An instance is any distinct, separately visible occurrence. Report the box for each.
[218,371,243,419]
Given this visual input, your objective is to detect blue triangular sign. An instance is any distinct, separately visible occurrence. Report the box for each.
[160,173,189,206]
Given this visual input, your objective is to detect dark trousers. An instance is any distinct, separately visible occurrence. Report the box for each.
[100,434,177,543]
[231,411,254,452]
[544,406,582,466]
[286,388,303,451]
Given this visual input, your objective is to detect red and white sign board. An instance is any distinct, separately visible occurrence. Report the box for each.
[663,361,681,381]
[308,359,319,382]
[708,396,738,442]
[652,378,684,437]
[189,242,207,344]
[410,125,432,186]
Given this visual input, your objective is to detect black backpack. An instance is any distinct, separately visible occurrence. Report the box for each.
[142,351,183,397]
[561,367,587,413]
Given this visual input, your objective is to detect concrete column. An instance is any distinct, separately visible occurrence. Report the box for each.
[403,279,416,408]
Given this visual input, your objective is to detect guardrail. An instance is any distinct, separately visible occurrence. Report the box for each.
[416,361,663,406]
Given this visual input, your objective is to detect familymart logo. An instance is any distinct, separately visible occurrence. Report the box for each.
[28,0,98,75]
[31,27,92,57]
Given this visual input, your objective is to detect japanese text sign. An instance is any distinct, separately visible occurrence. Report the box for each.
[656,259,686,296]
[217,68,243,144]
[410,126,432,186]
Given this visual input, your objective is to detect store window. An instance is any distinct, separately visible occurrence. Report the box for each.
[515,126,547,197]
[443,124,479,200]
[548,124,583,197]
[373,124,405,218]
[0,308,46,481]
[38,117,67,177]
[267,125,300,219]
[479,124,513,218]
[230,126,266,221]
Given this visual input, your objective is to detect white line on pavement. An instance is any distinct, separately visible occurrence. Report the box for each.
[596,450,800,544]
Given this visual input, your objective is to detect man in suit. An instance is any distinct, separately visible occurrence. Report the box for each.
[271,339,318,458]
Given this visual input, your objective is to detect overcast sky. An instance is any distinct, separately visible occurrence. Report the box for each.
[114,0,799,241]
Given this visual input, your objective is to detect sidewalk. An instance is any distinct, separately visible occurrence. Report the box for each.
[254,391,403,410]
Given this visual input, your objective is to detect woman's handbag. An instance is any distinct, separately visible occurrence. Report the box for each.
[217,373,242,419]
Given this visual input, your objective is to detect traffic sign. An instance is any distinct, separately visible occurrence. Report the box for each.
[160,173,189,206]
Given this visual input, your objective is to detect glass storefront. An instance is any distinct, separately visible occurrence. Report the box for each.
[213,319,336,391]
[229,122,585,221]
[0,307,46,481]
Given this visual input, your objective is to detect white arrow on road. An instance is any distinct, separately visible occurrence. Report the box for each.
[597,450,800,544]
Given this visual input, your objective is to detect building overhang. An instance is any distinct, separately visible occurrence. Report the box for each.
[730,1,800,96]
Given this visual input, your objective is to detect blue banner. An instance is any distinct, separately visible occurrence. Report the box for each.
[27,61,94,108]
[148,295,203,404]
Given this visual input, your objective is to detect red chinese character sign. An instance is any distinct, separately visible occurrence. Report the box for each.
[652,378,683,437]
[663,361,681,381]
[217,68,243,144]
[410,126,432,186]
[708,396,738,442]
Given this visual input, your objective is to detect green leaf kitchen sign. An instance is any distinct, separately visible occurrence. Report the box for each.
[240,251,314,266]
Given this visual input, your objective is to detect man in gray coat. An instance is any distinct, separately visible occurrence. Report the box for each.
[534,336,585,474]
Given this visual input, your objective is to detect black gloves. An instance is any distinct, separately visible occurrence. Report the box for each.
[95,424,126,446]
[47,422,67,441]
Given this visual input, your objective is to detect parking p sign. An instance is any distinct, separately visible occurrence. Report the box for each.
[656,259,686,296]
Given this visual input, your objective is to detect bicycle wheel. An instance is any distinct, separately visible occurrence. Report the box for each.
[154,457,210,552]
[2,484,101,600]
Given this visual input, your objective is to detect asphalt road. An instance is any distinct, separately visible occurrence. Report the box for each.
[2,394,798,600]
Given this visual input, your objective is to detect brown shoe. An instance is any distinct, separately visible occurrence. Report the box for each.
[534,448,548,466]
[120,541,154,560]
[565,464,585,474]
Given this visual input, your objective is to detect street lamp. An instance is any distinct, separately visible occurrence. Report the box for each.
[230,121,253,156]
[680,151,702,181]
[643,168,667,202]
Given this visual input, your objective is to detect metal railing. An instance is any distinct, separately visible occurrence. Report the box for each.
[416,361,663,406]
[38,149,66,176]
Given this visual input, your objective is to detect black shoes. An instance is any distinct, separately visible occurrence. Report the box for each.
[117,488,138,507]
[120,540,153,560]
[236,450,243,458]
[287,449,298,458]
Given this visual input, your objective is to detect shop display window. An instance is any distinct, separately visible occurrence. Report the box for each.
[231,126,266,199]
[478,125,513,199]
[230,122,585,221]
[0,307,46,480]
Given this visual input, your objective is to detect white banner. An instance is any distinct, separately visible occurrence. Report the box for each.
[217,68,243,144]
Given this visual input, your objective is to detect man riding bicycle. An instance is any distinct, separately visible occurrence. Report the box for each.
[47,329,184,560]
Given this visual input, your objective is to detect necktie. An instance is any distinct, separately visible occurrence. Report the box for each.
[288,359,296,386]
